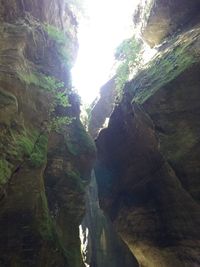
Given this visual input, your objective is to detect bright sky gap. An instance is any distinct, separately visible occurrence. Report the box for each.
[71,0,140,104]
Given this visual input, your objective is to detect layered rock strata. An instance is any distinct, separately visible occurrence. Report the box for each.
[0,1,95,266]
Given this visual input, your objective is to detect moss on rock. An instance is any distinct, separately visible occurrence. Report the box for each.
[17,71,64,92]
[0,158,12,185]
[29,134,48,168]
[65,119,96,156]
[130,29,200,104]
[0,88,17,107]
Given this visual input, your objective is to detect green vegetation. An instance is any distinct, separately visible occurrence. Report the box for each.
[51,116,73,132]
[29,134,48,168]
[80,104,92,129]
[16,24,75,133]
[0,159,12,185]
[44,24,68,45]
[38,191,54,240]
[65,119,96,156]
[43,24,73,68]
[55,91,70,107]
[17,135,34,157]
[0,88,17,107]
[18,71,64,92]
[115,27,198,105]
[18,69,72,108]
[115,36,142,97]
[68,170,84,192]
[0,127,48,171]
[15,130,48,168]
[37,188,82,266]
[60,47,73,69]
[132,39,197,104]
[18,69,72,131]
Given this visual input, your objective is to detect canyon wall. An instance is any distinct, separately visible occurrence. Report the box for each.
[0,1,95,266]
[1,1,200,267]
[94,1,200,267]
[81,171,139,267]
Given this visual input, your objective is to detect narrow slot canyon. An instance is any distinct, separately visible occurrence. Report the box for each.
[0,1,200,267]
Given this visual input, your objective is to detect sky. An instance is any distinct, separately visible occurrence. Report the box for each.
[71,0,140,104]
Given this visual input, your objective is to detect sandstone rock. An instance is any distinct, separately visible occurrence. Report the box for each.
[0,1,95,266]
[95,10,200,267]
[95,100,200,267]
[89,77,116,138]
[134,0,200,46]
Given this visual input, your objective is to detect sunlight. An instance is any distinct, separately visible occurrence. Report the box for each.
[142,43,157,64]
[79,225,90,267]
[71,0,140,104]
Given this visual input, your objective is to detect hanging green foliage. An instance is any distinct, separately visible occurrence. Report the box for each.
[115,36,142,97]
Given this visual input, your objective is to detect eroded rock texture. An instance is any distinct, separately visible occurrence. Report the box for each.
[88,78,116,138]
[0,1,95,266]
[95,1,200,267]
[134,0,200,46]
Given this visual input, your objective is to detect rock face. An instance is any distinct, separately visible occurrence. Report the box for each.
[0,1,95,266]
[95,1,200,267]
[134,0,200,46]
[81,171,139,267]
[88,78,116,138]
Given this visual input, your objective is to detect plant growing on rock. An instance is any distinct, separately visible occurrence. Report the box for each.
[43,23,73,68]
[51,116,73,132]
[29,134,48,168]
[65,119,96,156]
[132,36,197,104]
[18,69,73,134]
[17,135,35,157]
[115,36,142,97]
[18,71,64,92]
[43,24,68,45]
[15,130,48,168]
